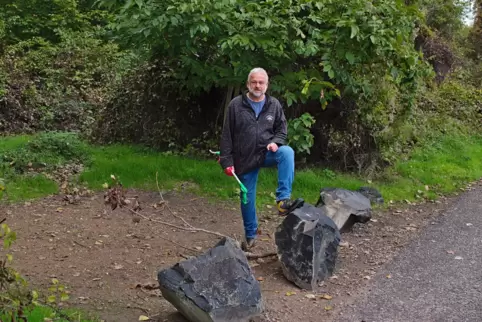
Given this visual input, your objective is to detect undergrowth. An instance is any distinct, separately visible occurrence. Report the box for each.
[1,132,482,208]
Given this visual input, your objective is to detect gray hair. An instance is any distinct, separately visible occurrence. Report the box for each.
[247,67,269,82]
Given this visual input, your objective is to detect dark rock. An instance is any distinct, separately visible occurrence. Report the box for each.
[357,186,384,204]
[157,237,263,322]
[316,188,372,232]
[275,203,340,290]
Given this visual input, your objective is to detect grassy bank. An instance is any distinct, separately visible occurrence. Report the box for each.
[2,132,482,207]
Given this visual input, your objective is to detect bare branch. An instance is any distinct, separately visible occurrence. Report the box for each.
[126,207,228,239]
[244,251,277,260]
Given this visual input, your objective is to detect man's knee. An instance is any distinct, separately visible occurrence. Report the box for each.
[278,145,294,159]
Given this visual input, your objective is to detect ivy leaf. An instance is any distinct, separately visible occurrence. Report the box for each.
[345,52,355,64]
[350,25,359,39]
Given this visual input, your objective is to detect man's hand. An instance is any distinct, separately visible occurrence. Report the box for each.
[267,143,278,152]
[224,166,235,176]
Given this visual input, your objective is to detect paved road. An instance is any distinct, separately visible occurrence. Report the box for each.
[335,189,482,322]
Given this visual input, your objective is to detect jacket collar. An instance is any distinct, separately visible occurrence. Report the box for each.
[242,91,271,107]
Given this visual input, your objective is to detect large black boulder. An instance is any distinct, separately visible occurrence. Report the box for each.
[275,203,340,290]
[157,237,263,322]
[316,187,372,232]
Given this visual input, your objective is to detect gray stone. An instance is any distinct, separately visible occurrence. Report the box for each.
[316,188,372,232]
[357,186,384,204]
[157,237,264,322]
[275,203,340,290]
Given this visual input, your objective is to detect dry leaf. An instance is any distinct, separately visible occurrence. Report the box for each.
[386,274,392,279]
[285,291,296,296]
[324,306,333,311]
[138,315,150,321]
[114,264,124,270]
[256,277,264,281]
[305,294,316,300]
[320,294,333,300]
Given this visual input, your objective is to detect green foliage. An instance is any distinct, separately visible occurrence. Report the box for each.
[100,0,427,103]
[420,0,469,39]
[1,132,91,173]
[0,0,135,135]
[287,113,316,155]
[0,0,112,46]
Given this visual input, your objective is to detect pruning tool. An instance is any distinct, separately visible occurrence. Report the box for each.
[209,150,248,204]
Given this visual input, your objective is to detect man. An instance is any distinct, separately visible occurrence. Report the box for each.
[219,67,304,250]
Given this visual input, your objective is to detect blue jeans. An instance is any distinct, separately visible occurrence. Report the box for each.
[238,145,295,239]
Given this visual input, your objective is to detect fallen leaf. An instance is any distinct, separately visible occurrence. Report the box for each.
[95,240,103,245]
[138,315,150,321]
[114,264,124,270]
[320,294,333,300]
[305,294,316,300]
[257,277,264,281]
[386,274,392,279]
[56,208,63,213]
[324,306,333,311]
[266,205,273,209]
[285,291,296,296]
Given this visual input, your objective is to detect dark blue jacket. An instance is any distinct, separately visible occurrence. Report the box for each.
[219,93,287,175]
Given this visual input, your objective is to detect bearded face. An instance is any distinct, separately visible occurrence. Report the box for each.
[247,72,268,98]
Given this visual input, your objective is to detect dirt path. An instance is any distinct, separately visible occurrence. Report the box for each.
[0,186,458,322]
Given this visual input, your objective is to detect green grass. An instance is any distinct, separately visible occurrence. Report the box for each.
[2,133,482,208]
[0,305,99,322]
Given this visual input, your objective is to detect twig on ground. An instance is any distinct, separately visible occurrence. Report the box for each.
[73,240,89,248]
[156,234,200,253]
[155,172,165,203]
[0,218,6,224]
[244,251,277,260]
[156,171,194,228]
[127,207,228,239]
